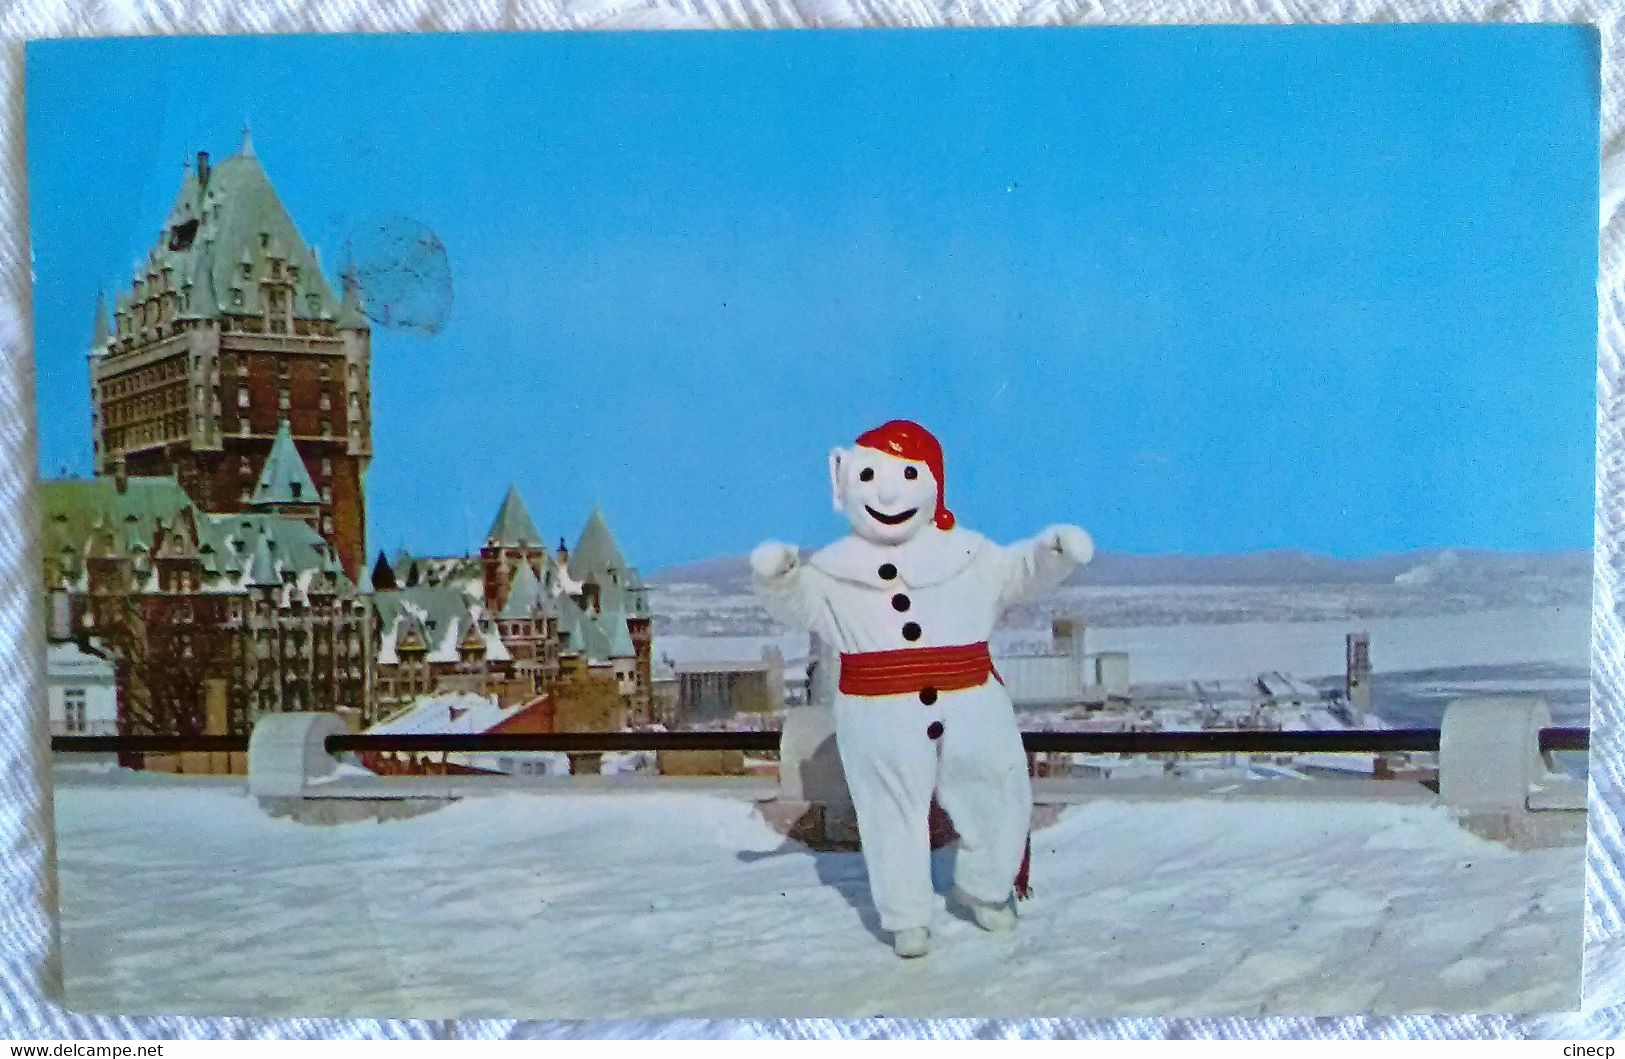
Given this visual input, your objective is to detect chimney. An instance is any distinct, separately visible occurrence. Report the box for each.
[49,589,71,642]
[113,456,128,494]
[196,151,211,190]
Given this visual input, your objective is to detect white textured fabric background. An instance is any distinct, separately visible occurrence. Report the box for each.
[2,0,1622,1041]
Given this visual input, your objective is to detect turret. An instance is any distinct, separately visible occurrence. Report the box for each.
[370,550,398,592]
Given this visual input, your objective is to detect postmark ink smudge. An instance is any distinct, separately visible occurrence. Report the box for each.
[342,214,454,336]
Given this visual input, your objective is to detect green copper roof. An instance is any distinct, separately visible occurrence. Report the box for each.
[245,533,279,586]
[572,605,636,663]
[40,477,197,585]
[372,583,492,664]
[129,133,355,326]
[555,591,586,657]
[568,506,629,585]
[250,420,319,507]
[487,486,542,548]
[600,607,637,658]
[499,561,544,619]
[39,474,352,593]
[209,511,348,589]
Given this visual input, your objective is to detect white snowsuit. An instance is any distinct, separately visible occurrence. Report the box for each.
[753,526,1080,932]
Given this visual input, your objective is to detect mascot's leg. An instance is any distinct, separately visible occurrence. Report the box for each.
[935,690,1033,923]
[833,696,939,944]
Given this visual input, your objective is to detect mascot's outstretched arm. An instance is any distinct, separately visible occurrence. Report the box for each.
[998,524,1095,610]
[750,540,829,633]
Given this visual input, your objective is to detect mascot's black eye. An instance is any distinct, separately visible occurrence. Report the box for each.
[904,466,919,480]
[859,468,875,482]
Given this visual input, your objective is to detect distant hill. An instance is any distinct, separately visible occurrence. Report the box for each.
[646,547,1590,594]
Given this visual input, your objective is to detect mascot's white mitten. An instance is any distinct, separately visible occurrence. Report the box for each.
[1041,524,1095,567]
[750,541,798,579]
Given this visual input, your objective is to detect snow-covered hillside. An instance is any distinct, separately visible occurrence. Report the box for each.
[55,776,1581,1019]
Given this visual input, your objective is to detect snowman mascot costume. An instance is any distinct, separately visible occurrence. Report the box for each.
[751,419,1093,958]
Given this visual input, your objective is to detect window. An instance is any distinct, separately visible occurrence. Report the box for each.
[237,387,249,409]
[319,392,331,412]
[278,389,290,411]
[321,418,332,437]
[63,689,86,734]
[321,458,332,476]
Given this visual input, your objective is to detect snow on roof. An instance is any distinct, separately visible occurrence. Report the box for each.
[138,135,348,324]
[46,639,115,678]
[366,692,527,735]
[372,584,510,665]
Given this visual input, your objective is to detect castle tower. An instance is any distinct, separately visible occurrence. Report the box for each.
[88,128,372,581]
[568,506,653,723]
[249,418,321,531]
[480,485,545,612]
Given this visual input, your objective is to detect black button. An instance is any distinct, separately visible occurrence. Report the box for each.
[927,721,944,740]
[878,563,897,581]
[902,622,921,641]
[919,687,938,705]
[891,594,911,612]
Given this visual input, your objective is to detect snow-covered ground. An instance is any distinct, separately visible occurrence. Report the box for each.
[55,776,1581,1019]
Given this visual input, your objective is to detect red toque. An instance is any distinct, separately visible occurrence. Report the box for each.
[854,420,955,530]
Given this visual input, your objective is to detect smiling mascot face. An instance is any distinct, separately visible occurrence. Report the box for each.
[830,420,954,546]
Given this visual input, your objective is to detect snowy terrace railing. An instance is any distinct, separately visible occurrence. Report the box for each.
[51,726,1591,755]
[53,700,1589,846]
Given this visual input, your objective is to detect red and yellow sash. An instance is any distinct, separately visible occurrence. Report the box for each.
[838,641,1002,698]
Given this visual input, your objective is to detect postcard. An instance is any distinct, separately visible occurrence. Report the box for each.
[27,26,1597,1018]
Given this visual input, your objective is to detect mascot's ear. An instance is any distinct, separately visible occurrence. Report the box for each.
[828,447,848,513]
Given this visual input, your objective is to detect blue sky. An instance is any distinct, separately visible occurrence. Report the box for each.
[27,27,1599,570]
